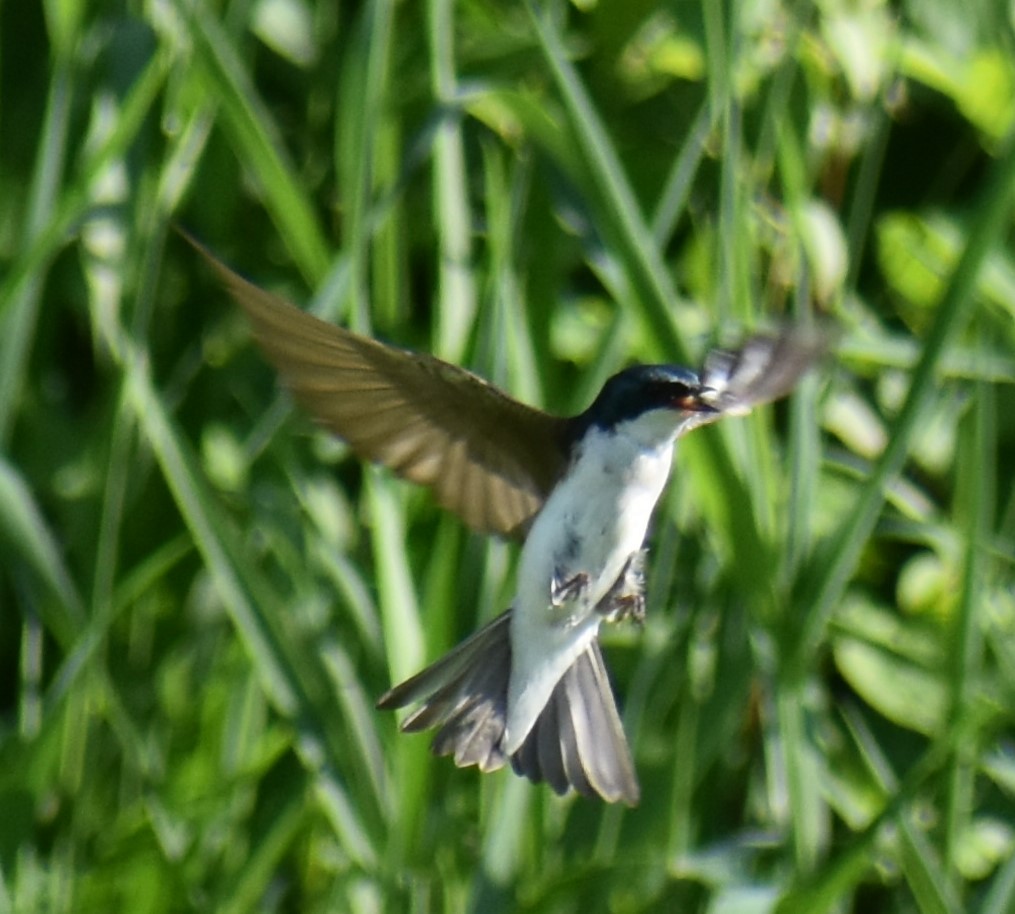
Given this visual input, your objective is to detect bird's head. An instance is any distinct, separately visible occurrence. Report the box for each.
[578,364,719,445]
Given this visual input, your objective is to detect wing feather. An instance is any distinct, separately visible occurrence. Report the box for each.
[700,324,831,416]
[195,243,571,537]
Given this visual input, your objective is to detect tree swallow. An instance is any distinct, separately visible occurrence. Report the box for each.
[195,242,827,805]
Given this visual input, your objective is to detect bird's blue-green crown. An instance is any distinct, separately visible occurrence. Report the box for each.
[578,364,702,431]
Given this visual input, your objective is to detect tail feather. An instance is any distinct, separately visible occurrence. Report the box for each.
[512,640,639,805]
[435,697,506,771]
[535,688,573,796]
[431,654,512,771]
[377,612,512,724]
[378,612,511,773]
[555,693,596,798]
[377,610,640,804]
[569,642,640,804]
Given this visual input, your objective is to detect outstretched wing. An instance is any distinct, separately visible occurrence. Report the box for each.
[699,324,831,416]
[195,242,570,538]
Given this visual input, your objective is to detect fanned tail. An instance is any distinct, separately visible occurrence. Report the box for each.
[511,638,640,804]
[377,610,640,805]
[377,613,513,772]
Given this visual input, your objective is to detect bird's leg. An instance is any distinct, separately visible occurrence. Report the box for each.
[550,568,591,607]
[598,549,648,625]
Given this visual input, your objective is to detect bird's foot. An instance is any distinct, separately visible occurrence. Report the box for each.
[550,569,591,607]
[599,550,647,625]
[601,588,646,625]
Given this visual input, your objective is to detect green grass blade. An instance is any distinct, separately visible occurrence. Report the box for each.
[524,0,689,362]
[0,456,85,641]
[792,130,1015,672]
[180,1,330,282]
[121,342,381,865]
[943,368,993,889]
[334,0,395,335]
[978,850,1015,914]
[0,50,169,332]
[650,100,711,246]
[0,60,71,445]
[429,0,477,362]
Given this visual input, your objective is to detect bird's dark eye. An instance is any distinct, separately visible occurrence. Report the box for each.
[661,383,693,407]
[648,384,678,409]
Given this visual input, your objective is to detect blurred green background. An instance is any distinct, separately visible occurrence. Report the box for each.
[2,0,1015,911]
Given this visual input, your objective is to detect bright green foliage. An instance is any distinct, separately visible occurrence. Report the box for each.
[2,1,1014,911]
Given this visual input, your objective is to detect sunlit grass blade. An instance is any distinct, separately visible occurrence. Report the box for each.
[775,696,978,914]
[777,686,828,874]
[42,534,193,718]
[334,0,396,335]
[366,471,425,691]
[0,457,85,643]
[428,0,476,362]
[943,370,993,888]
[217,786,306,914]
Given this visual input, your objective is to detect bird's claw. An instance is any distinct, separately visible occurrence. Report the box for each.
[550,569,591,607]
[599,550,648,625]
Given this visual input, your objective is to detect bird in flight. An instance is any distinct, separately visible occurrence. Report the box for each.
[194,240,828,805]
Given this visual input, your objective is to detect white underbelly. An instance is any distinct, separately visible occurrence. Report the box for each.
[516,438,672,617]
[503,431,675,751]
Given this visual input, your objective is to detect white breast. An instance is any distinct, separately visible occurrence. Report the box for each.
[518,419,676,614]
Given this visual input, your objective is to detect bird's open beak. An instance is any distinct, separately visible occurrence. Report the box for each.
[677,390,720,414]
